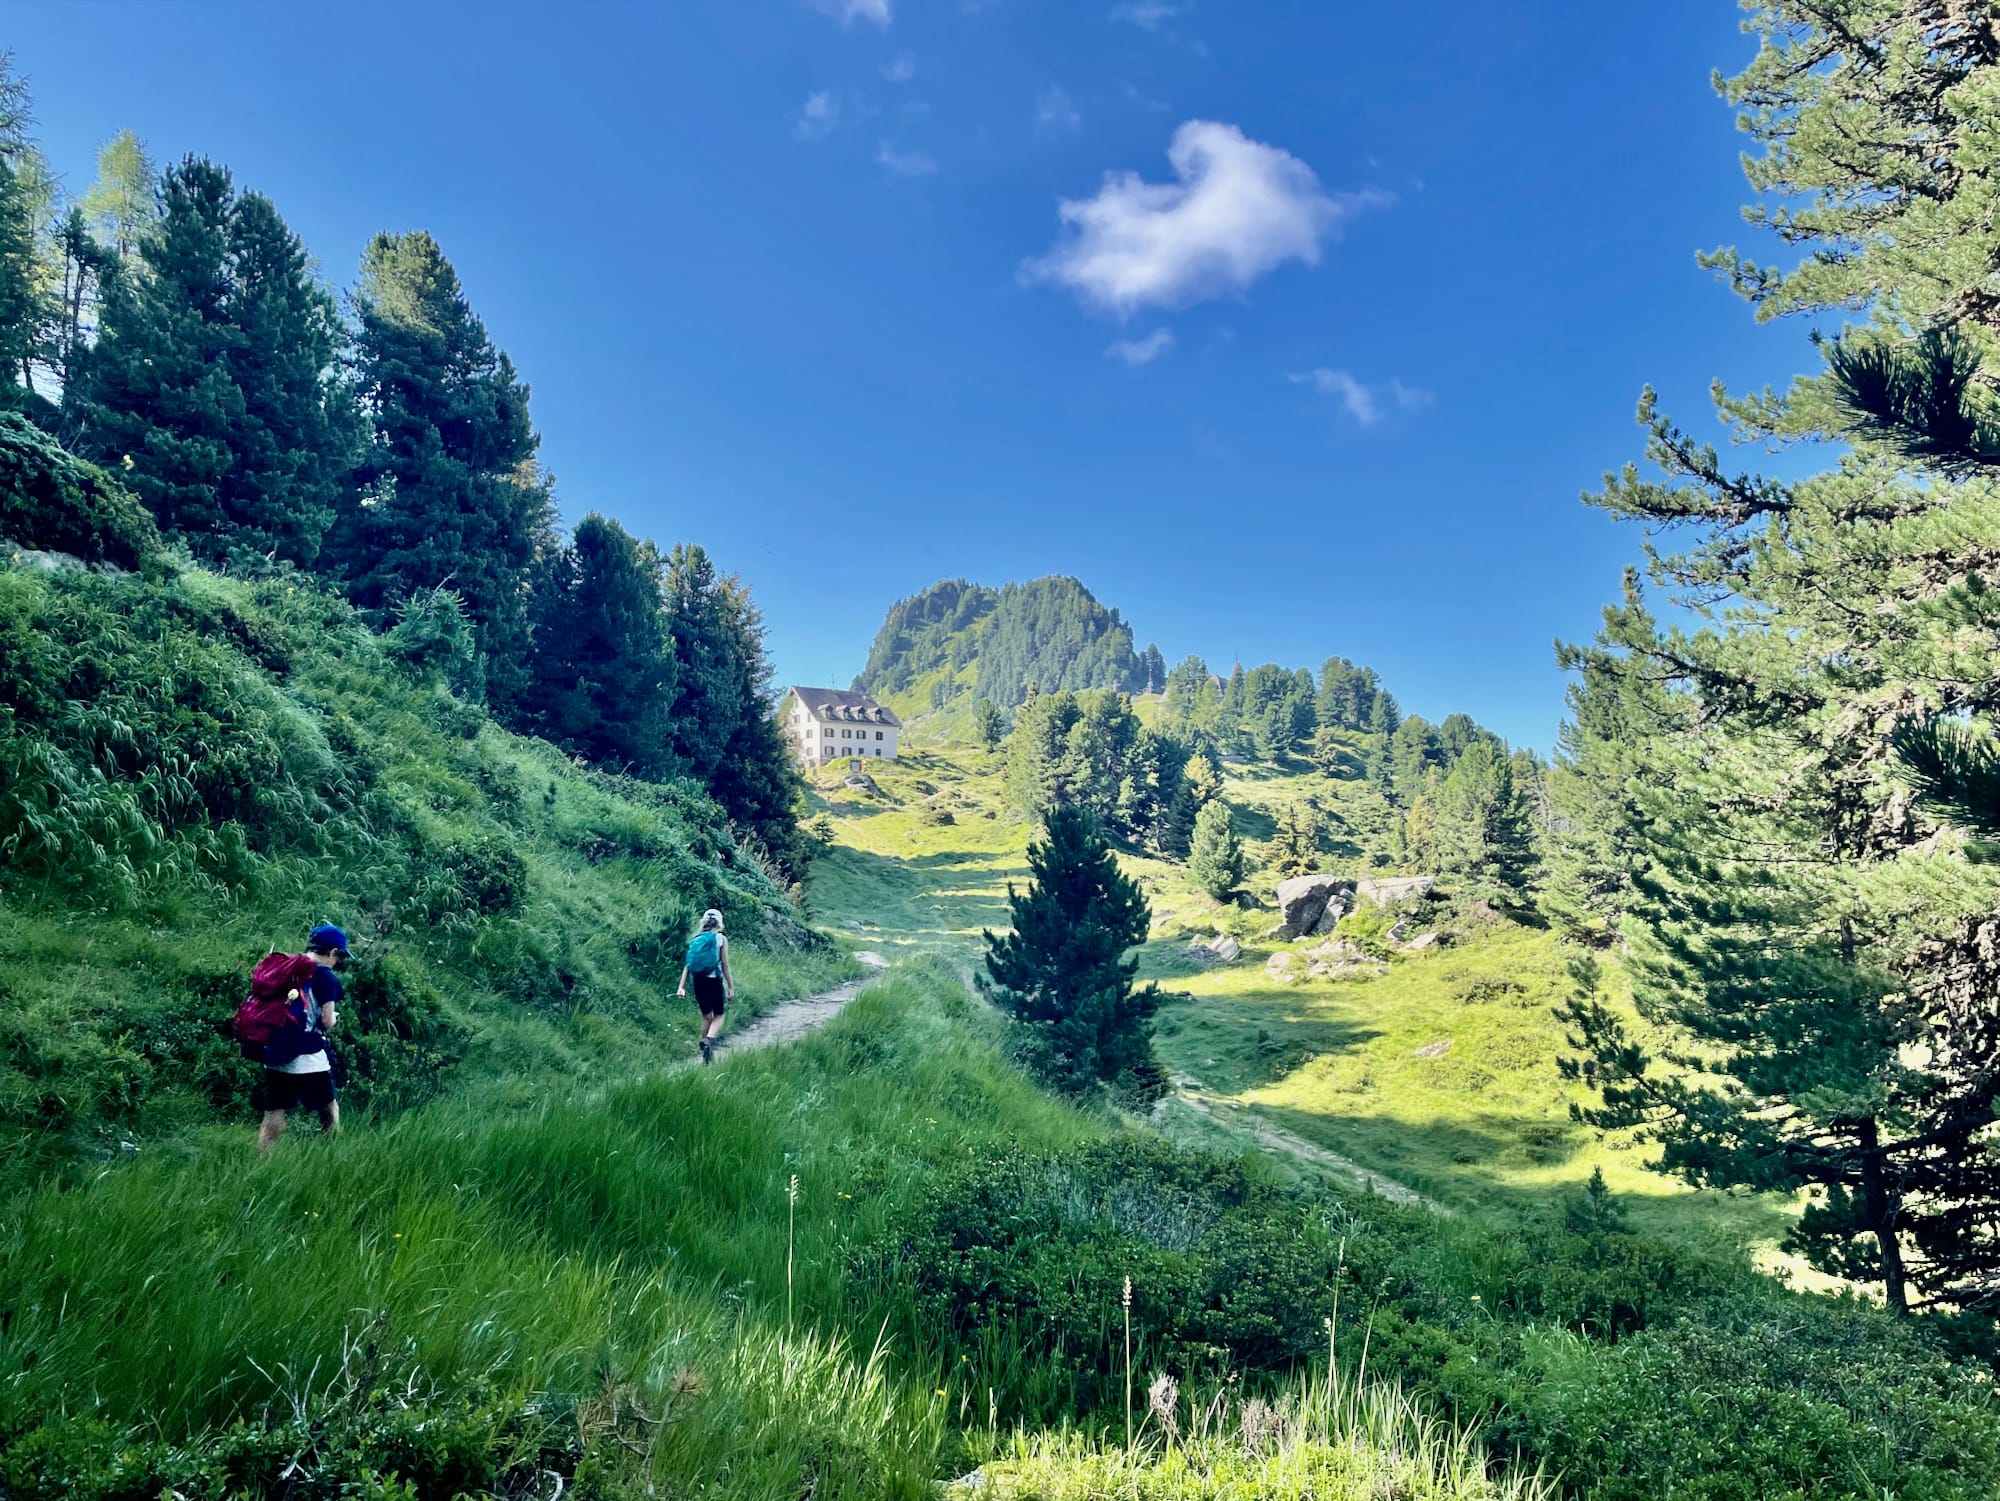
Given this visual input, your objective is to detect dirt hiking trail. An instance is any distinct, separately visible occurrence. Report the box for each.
[716,951,889,1055]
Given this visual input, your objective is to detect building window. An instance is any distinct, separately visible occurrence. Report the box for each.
[875,731,883,740]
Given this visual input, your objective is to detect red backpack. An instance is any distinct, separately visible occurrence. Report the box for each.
[233,952,320,1061]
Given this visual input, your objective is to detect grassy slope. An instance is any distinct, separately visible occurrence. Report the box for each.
[0,560,855,1199]
[812,734,1801,1263]
[0,962,1080,1499]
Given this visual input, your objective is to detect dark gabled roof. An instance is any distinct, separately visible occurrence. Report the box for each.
[788,686,902,727]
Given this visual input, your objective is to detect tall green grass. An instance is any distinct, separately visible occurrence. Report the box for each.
[963,1363,1553,1501]
[0,961,1075,1497]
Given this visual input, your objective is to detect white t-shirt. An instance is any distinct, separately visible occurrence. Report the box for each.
[278,968,337,1074]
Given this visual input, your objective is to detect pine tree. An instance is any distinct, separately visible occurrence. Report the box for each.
[973,696,1006,751]
[70,159,354,564]
[660,542,808,880]
[524,514,677,777]
[707,575,811,883]
[1408,739,1537,910]
[982,805,1159,1094]
[341,230,551,701]
[1559,1,2000,1317]
[0,56,49,409]
[1271,801,1319,878]
[1188,799,1243,902]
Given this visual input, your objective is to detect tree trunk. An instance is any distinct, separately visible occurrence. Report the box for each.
[1858,1118,1909,1315]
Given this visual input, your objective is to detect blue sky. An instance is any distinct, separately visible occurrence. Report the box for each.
[8,1,1808,750]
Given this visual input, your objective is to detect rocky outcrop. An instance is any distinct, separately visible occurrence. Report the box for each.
[1356,876,1436,909]
[1267,938,1385,984]
[1274,874,1356,939]
[1185,933,1242,965]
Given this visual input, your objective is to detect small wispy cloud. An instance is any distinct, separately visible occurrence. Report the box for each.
[1106,329,1175,365]
[1289,368,1433,427]
[875,141,938,176]
[1026,120,1383,317]
[794,88,872,141]
[1035,85,1083,134]
[1110,1,1184,30]
[881,52,917,82]
[808,0,893,26]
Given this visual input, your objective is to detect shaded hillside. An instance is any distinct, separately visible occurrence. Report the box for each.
[856,576,1162,726]
[0,438,848,1196]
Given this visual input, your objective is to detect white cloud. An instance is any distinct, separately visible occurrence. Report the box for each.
[793,89,880,141]
[1290,368,1433,427]
[882,52,917,82]
[875,141,938,176]
[1106,329,1175,365]
[1110,1,1184,29]
[809,0,892,25]
[794,90,843,141]
[1025,120,1379,317]
[1035,85,1083,134]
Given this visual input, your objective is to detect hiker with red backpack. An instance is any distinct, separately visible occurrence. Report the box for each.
[234,923,349,1154]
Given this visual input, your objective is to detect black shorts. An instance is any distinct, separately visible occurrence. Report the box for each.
[692,973,727,1015]
[260,1068,336,1113]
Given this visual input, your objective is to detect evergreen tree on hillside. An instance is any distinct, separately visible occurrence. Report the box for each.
[1141,643,1167,694]
[1558,0,2000,1317]
[523,514,676,778]
[0,59,52,411]
[70,159,357,565]
[973,695,1005,751]
[708,577,811,883]
[1387,716,1440,803]
[661,542,808,880]
[1543,626,1668,946]
[1272,801,1319,878]
[1406,739,1537,908]
[1164,654,1209,706]
[340,230,551,703]
[1188,799,1244,902]
[982,805,1159,1094]
[81,129,155,261]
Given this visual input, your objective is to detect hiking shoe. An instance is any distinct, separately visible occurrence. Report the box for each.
[699,1037,714,1065]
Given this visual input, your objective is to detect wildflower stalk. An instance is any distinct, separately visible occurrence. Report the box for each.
[1122,1275,1133,1451]
[786,1173,800,1332]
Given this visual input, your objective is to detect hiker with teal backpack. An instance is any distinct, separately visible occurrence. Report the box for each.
[676,909,733,1063]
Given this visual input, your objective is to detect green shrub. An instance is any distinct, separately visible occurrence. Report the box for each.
[0,411,162,572]
[860,1139,1347,1417]
[336,955,470,1113]
[404,832,528,925]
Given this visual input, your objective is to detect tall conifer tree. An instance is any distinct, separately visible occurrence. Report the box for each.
[525,514,677,777]
[71,159,353,563]
[1558,0,2000,1316]
[342,230,551,702]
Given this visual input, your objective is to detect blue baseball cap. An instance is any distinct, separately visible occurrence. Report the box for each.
[308,923,351,956]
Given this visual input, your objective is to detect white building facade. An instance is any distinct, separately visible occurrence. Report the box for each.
[783,687,901,767]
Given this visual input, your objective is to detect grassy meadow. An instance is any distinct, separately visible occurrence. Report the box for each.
[811,739,1798,1261]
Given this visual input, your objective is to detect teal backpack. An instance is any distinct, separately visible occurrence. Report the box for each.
[685,930,722,977]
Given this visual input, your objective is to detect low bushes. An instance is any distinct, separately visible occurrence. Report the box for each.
[867,1136,2000,1501]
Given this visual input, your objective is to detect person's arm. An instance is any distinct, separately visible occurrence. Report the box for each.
[719,937,733,999]
[319,998,338,1032]
[676,965,690,998]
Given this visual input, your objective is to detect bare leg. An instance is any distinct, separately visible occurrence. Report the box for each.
[258,1110,288,1155]
[704,1012,725,1040]
[318,1100,341,1134]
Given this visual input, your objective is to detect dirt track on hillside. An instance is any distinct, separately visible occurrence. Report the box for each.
[714,951,889,1055]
